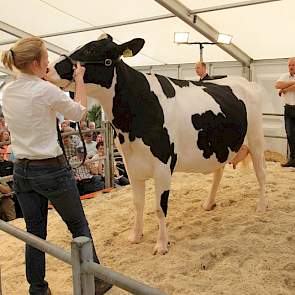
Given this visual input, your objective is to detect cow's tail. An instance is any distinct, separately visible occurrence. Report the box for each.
[230,80,266,170]
[245,81,266,169]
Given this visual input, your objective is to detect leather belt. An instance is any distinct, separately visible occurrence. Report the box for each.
[16,155,66,166]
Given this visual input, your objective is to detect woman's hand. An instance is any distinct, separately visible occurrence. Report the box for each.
[73,62,85,82]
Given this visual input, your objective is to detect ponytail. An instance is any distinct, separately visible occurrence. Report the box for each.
[1,36,45,73]
[1,49,14,71]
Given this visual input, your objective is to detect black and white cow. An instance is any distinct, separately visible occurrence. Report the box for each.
[46,34,267,255]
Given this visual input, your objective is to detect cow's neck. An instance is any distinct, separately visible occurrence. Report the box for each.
[115,60,147,93]
[111,61,149,134]
[85,61,142,125]
[85,73,117,122]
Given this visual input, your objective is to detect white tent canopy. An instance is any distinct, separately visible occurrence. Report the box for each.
[0,0,294,73]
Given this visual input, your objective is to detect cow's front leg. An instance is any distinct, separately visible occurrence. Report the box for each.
[202,167,224,211]
[128,178,145,243]
[154,167,171,255]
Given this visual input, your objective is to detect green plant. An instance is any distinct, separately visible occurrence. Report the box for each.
[87,104,102,127]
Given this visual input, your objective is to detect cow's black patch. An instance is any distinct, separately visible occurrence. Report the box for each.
[54,58,73,81]
[118,133,125,144]
[160,190,170,217]
[169,77,190,88]
[112,62,176,165]
[155,74,175,98]
[190,80,204,87]
[191,83,247,163]
[170,143,177,174]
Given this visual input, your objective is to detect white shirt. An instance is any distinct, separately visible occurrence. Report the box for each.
[2,73,86,160]
[277,73,295,105]
[78,141,97,157]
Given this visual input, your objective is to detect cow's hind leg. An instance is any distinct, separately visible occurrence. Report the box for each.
[128,179,145,243]
[202,167,224,211]
[247,104,268,212]
[248,143,268,212]
[154,166,171,255]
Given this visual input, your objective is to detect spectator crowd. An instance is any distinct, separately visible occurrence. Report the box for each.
[0,116,129,222]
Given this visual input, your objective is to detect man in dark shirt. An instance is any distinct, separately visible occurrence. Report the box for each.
[195,61,212,81]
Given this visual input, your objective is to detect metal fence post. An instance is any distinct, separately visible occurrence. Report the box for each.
[71,237,95,295]
[104,121,114,188]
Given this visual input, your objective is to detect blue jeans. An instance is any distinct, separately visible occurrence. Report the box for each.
[284,106,295,159]
[13,160,100,295]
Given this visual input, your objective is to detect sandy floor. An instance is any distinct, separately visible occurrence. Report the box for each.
[1,161,295,295]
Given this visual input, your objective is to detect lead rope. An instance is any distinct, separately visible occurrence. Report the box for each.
[56,118,70,167]
[56,90,88,168]
[56,118,87,168]
[69,91,87,167]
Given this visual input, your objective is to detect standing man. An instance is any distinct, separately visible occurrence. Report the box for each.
[195,61,212,81]
[275,57,295,167]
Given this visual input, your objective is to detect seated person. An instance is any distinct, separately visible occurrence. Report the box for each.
[93,142,129,186]
[0,177,16,221]
[69,146,105,195]
[113,147,129,179]
[0,146,14,177]
[61,126,77,159]
[88,121,98,141]
[0,116,6,130]
[96,133,104,143]
[78,128,97,157]
[0,129,11,160]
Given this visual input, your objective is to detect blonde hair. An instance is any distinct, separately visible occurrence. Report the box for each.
[1,36,45,73]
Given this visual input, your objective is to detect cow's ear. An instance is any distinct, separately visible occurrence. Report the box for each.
[97,33,113,41]
[119,38,145,57]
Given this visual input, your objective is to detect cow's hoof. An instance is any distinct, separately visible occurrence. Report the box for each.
[202,202,216,211]
[153,244,168,255]
[256,199,269,213]
[128,233,143,244]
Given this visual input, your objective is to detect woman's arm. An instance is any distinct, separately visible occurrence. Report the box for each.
[73,62,87,119]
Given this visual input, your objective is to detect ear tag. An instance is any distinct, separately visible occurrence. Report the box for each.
[123,48,133,57]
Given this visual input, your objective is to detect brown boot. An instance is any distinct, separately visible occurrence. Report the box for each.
[47,287,52,295]
[95,278,113,295]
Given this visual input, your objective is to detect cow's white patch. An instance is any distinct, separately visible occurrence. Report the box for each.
[97,33,108,41]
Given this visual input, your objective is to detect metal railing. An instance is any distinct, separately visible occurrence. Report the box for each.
[263,112,285,140]
[0,220,167,295]
[262,112,288,156]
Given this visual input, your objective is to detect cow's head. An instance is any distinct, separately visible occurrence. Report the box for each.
[46,34,145,91]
